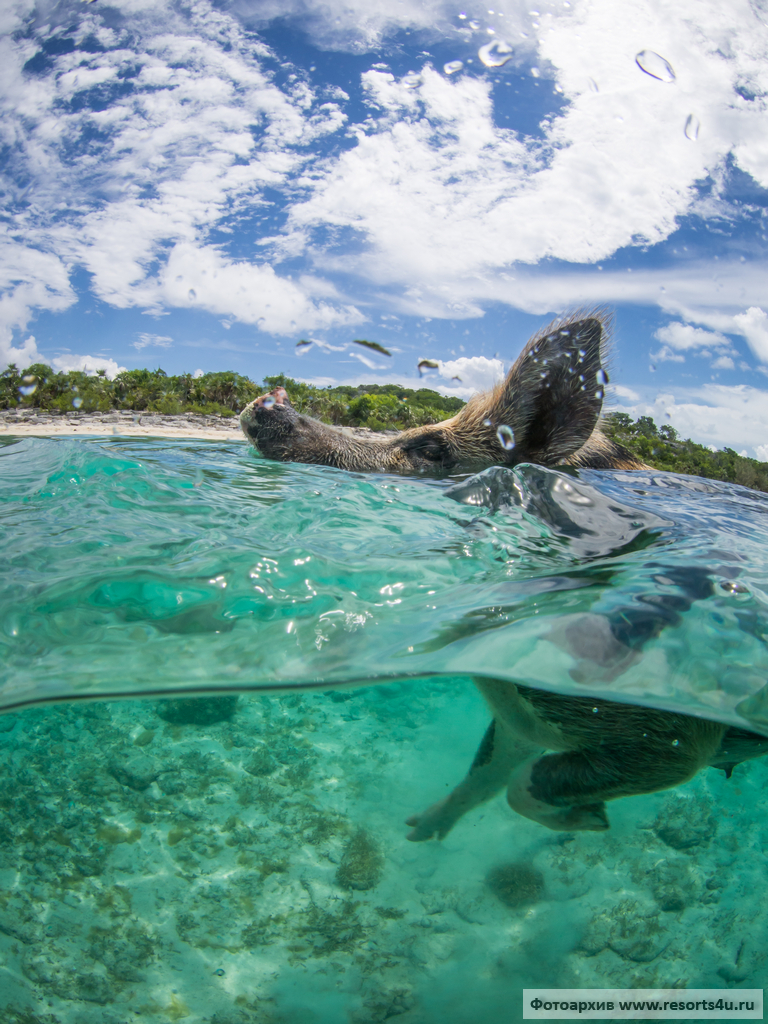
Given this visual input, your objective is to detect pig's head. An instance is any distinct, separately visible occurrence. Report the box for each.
[240,312,641,475]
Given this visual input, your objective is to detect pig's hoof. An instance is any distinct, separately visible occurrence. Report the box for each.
[405,802,456,842]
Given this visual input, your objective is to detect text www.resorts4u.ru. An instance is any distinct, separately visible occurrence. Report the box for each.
[523,989,763,1019]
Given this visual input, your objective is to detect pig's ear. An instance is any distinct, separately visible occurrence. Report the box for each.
[501,316,608,465]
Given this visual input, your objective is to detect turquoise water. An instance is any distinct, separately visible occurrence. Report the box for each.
[1,436,768,1022]
[2,436,768,730]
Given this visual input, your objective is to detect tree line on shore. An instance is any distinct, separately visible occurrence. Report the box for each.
[2,362,766,492]
[0,364,463,430]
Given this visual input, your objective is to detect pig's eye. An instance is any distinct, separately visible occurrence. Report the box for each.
[404,438,446,462]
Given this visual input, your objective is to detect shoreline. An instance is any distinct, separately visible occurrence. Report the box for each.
[1,408,246,441]
[0,408,395,442]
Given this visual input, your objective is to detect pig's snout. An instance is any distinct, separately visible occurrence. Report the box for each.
[255,387,288,410]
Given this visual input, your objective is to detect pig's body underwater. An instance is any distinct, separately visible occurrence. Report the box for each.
[240,311,768,835]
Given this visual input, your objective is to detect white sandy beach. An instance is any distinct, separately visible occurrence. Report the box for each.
[0,408,246,441]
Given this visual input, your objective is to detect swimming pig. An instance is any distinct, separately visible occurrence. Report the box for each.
[240,311,768,835]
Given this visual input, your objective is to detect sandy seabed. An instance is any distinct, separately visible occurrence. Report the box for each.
[1,681,767,1024]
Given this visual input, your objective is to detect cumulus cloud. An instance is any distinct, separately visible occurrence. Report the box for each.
[51,354,127,379]
[287,0,768,310]
[733,307,768,363]
[0,0,358,340]
[711,354,735,370]
[435,355,505,394]
[614,384,768,460]
[2,0,768,361]
[654,322,731,352]
[651,345,685,363]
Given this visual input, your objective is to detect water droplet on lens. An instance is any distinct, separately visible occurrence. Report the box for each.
[684,114,700,140]
[530,66,540,78]
[592,707,599,714]
[483,418,493,427]
[594,388,604,400]
[214,968,225,976]
[262,395,276,409]
[402,72,422,88]
[496,424,515,450]
[588,77,599,92]
[671,738,680,747]
[596,368,609,385]
[469,19,481,29]
[559,329,570,337]
[72,397,83,409]
[444,60,464,75]
[188,288,197,300]
[636,50,676,83]
[479,40,514,67]
[578,374,585,382]
[19,375,37,397]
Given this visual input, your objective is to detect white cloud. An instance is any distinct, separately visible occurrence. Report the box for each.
[733,307,768,363]
[612,384,640,402]
[51,354,127,379]
[756,444,768,463]
[614,384,768,460]
[654,322,730,352]
[436,355,505,394]
[287,0,768,307]
[712,354,735,370]
[133,333,173,351]
[651,345,685,363]
[0,333,42,371]
[2,0,768,358]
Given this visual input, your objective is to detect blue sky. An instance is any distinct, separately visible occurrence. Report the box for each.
[2,0,768,457]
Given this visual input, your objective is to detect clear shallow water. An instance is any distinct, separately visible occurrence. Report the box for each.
[2,436,768,733]
[2,436,768,1023]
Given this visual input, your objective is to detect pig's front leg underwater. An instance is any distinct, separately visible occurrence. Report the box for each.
[405,718,543,841]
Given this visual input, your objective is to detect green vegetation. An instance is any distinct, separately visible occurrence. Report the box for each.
[603,412,768,493]
[0,365,464,432]
[3,363,766,491]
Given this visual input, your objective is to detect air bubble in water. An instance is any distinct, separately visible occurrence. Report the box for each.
[496,424,515,450]
[478,40,513,67]
[402,73,422,88]
[73,397,83,409]
[444,60,464,75]
[262,395,276,409]
[635,50,676,83]
[596,368,609,385]
[684,114,700,140]
[720,580,749,596]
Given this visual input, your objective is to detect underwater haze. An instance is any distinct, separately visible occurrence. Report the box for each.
[1,436,768,1022]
